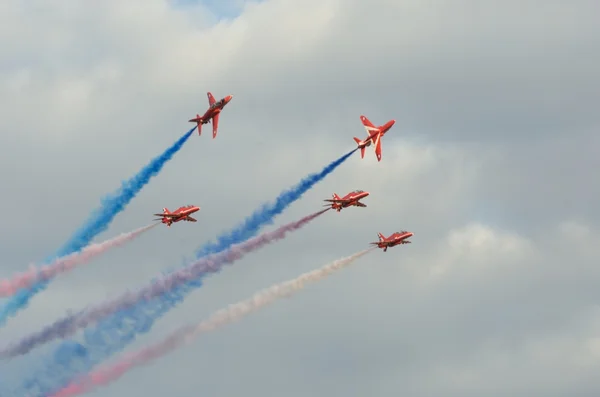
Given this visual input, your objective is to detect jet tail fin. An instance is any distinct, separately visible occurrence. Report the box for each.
[353,137,366,158]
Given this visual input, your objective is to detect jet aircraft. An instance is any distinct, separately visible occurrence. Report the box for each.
[370,231,413,252]
[153,205,200,227]
[188,92,233,138]
[323,190,370,212]
[353,115,396,162]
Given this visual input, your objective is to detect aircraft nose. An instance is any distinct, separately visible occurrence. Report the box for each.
[226,95,233,102]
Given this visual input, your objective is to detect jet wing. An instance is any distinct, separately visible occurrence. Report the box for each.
[373,133,382,161]
[207,92,216,105]
[212,113,219,139]
[360,116,379,135]
[153,213,179,218]
[360,115,376,129]
[185,216,197,222]
[355,202,367,207]
[323,198,348,203]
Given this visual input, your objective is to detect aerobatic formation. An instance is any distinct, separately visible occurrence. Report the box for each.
[0,91,414,396]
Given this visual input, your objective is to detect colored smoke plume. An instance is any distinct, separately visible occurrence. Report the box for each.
[50,248,374,397]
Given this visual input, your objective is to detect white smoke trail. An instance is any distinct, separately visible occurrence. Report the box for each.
[50,247,376,397]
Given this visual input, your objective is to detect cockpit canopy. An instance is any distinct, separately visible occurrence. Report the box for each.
[350,190,364,194]
[211,99,225,109]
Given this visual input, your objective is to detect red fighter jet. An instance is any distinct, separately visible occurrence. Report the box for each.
[188,92,233,138]
[323,190,370,212]
[353,115,396,162]
[370,231,413,252]
[153,205,200,228]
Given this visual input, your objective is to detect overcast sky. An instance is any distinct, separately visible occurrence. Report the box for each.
[1,0,600,396]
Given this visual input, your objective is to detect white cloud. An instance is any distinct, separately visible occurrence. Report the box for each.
[424,222,535,279]
[1,0,599,396]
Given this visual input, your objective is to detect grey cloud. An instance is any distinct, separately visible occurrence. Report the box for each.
[226,0,600,140]
[1,0,600,396]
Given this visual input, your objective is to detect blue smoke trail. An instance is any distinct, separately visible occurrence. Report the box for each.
[19,149,356,396]
[0,127,195,327]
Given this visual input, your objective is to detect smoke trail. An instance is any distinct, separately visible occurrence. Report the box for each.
[3,210,327,359]
[49,248,374,397]
[0,127,195,326]
[20,150,355,395]
[193,149,357,259]
[0,224,157,298]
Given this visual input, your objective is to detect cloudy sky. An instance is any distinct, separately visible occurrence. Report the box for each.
[1,0,599,395]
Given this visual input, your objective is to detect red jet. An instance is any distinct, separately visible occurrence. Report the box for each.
[370,231,413,252]
[153,205,200,227]
[323,190,370,212]
[353,115,396,162]
[188,92,233,138]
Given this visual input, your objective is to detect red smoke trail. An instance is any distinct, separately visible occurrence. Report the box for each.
[49,247,375,397]
[0,224,157,297]
[1,210,328,358]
